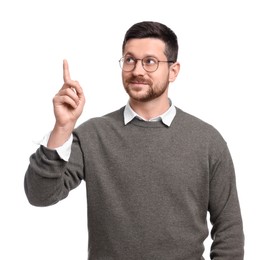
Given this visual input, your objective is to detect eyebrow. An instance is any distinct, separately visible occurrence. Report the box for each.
[124,52,159,59]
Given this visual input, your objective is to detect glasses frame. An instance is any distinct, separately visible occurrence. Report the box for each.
[119,56,175,73]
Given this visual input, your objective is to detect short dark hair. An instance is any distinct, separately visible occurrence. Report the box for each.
[122,21,178,62]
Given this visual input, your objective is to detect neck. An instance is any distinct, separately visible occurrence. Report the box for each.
[129,96,170,120]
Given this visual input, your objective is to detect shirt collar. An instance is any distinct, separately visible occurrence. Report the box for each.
[124,99,176,127]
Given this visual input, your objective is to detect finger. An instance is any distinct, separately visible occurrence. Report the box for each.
[63,59,71,83]
[72,80,83,96]
[63,79,84,98]
[58,88,80,105]
[54,95,78,109]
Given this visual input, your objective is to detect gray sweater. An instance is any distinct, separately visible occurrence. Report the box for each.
[25,107,244,259]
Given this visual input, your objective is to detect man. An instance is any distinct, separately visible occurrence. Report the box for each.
[25,21,244,259]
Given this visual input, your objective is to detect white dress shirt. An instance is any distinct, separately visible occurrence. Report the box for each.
[124,100,176,127]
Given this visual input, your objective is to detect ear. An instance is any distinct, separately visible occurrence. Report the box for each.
[169,62,180,82]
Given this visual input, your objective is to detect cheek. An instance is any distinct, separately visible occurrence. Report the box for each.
[121,73,130,88]
[121,72,127,83]
[154,72,169,84]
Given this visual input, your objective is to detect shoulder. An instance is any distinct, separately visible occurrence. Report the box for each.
[174,107,228,153]
[175,107,220,131]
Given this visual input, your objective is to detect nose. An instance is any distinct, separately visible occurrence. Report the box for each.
[132,59,146,75]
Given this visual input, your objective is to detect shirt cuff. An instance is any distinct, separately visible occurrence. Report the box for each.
[39,132,73,162]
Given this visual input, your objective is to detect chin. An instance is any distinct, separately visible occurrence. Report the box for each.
[126,89,149,102]
[130,94,156,103]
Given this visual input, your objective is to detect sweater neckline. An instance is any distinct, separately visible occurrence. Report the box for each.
[128,117,170,128]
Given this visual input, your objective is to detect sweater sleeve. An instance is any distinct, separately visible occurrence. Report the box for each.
[208,145,244,259]
[24,133,84,207]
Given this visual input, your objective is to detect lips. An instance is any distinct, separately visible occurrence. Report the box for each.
[130,81,148,85]
[127,77,151,86]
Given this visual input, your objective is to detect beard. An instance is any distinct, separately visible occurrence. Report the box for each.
[124,76,168,102]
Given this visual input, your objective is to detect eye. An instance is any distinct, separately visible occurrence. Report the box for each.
[143,57,158,66]
[124,56,136,64]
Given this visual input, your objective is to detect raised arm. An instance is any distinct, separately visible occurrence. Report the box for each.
[48,59,85,148]
[24,60,85,206]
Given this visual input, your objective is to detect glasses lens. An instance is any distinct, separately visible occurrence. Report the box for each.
[142,57,158,72]
[119,57,135,72]
[119,56,159,72]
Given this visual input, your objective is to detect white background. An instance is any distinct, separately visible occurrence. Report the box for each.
[0,0,269,259]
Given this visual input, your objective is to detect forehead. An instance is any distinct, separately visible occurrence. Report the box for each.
[123,38,166,58]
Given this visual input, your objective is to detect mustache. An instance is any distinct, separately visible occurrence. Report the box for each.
[127,76,152,85]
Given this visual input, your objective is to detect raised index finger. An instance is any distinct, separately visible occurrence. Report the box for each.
[63,59,71,83]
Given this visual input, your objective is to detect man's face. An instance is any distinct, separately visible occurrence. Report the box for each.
[121,38,171,103]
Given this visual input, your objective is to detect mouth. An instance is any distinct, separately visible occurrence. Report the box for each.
[126,76,152,91]
[127,82,149,91]
[130,81,148,85]
[128,78,151,87]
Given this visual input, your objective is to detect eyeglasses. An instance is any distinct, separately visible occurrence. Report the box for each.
[119,56,175,73]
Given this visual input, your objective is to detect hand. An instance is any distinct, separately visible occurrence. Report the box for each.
[53,59,85,129]
[48,60,85,148]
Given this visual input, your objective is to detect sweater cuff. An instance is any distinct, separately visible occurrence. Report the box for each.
[39,132,73,162]
[40,145,63,161]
